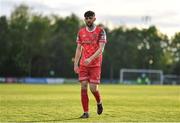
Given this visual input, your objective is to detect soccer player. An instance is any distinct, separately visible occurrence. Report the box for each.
[74,10,107,118]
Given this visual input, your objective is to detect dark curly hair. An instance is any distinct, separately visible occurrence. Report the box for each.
[84,10,95,17]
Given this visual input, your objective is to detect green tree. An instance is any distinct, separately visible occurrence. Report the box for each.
[103,26,169,79]
[46,14,80,77]
[171,32,180,75]
[6,5,31,76]
[25,15,51,77]
[136,26,168,70]
[0,16,11,76]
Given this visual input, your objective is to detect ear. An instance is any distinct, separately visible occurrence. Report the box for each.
[94,17,96,21]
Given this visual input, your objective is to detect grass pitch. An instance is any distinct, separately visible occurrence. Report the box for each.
[0,84,180,122]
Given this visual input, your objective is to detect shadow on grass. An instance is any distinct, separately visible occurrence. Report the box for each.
[5,117,87,122]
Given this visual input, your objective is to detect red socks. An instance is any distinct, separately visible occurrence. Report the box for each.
[81,89,89,112]
[81,89,101,112]
[92,91,101,104]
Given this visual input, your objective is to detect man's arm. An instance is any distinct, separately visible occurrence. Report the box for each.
[74,44,82,73]
[84,43,105,65]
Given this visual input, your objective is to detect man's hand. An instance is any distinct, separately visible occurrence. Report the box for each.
[84,58,92,65]
[74,65,79,74]
[83,43,105,66]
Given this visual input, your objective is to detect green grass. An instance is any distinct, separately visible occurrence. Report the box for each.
[0,84,180,122]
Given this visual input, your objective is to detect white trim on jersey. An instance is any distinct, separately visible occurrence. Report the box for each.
[86,26,97,32]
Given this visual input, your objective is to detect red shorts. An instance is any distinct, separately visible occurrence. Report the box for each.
[78,66,101,84]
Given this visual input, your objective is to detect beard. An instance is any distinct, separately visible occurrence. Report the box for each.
[86,22,93,28]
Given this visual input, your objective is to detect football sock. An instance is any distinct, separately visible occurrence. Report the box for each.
[81,89,89,112]
[92,91,101,104]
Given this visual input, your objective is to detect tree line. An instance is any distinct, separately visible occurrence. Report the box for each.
[0,5,179,79]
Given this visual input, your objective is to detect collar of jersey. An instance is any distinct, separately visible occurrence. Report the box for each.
[86,26,96,32]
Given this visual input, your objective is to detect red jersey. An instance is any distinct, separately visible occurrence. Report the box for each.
[76,26,107,67]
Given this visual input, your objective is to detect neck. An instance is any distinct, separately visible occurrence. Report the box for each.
[87,24,95,31]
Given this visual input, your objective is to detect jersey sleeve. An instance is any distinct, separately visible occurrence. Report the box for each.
[99,28,107,43]
[76,31,81,44]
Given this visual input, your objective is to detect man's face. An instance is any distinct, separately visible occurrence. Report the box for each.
[84,16,96,27]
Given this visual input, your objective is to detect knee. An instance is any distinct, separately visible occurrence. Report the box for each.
[81,82,88,90]
[90,86,97,93]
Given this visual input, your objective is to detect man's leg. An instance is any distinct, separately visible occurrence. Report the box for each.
[89,67,103,115]
[90,83,103,115]
[89,84,101,103]
[80,81,89,118]
[78,66,89,118]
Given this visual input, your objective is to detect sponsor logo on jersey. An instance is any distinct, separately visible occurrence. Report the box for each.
[82,40,92,44]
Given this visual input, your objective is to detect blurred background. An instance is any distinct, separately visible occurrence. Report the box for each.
[0,0,180,84]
